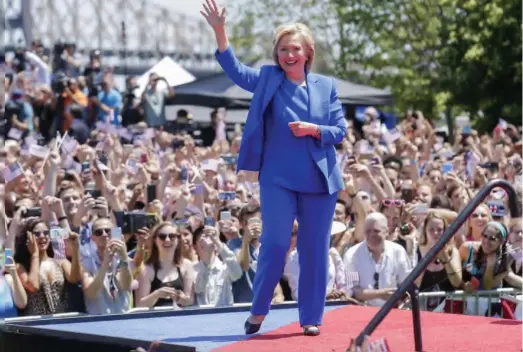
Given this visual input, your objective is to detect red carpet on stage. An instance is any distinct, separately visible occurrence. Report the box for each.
[216,305,522,352]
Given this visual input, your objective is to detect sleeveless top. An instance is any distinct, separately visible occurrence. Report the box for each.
[0,275,17,319]
[462,244,503,290]
[23,260,69,316]
[416,249,455,310]
[150,266,184,307]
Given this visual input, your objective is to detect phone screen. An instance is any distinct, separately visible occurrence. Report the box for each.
[4,248,13,265]
[147,184,157,203]
[112,227,123,241]
[401,189,414,203]
[204,216,215,227]
[50,228,64,240]
[180,168,188,183]
[97,151,108,165]
[220,211,231,221]
[218,192,236,201]
[412,203,429,215]
[24,207,42,218]
[248,217,261,225]
[442,163,453,175]
[85,189,102,199]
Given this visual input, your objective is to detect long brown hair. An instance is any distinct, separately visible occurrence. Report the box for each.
[145,222,183,269]
[419,212,448,246]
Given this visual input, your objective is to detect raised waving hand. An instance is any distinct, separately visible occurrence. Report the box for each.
[200,0,226,30]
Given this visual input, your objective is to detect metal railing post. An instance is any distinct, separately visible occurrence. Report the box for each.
[408,286,423,352]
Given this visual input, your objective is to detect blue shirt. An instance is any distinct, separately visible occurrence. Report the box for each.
[227,238,258,303]
[97,89,122,125]
[6,99,34,132]
[260,79,327,193]
[0,275,17,319]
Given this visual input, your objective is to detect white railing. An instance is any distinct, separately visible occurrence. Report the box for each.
[415,288,522,318]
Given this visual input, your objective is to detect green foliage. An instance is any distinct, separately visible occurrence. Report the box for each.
[437,0,522,130]
[331,0,521,129]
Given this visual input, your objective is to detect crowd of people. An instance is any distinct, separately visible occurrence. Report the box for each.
[0,41,522,323]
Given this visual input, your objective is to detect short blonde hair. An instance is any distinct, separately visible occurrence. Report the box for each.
[272,23,315,71]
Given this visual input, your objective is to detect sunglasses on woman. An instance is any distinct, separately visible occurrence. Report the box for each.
[482,233,499,242]
[33,230,50,237]
[381,199,404,207]
[157,233,179,241]
[93,228,112,236]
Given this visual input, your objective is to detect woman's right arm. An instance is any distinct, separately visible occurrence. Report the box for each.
[201,0,260,92]
[135,265,160,308]
[6,266,28,309]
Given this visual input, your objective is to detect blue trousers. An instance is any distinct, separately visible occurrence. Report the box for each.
[250,182,337,326]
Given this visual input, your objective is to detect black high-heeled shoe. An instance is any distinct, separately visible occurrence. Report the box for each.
[244,319,262,335]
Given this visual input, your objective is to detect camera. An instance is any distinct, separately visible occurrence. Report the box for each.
[400,224,411,236]
[52,71,68,94]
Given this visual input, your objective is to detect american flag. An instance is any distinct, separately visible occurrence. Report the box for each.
[369,337,391,352]
[50,235,67,260]
[346,271,360,289]
[60,135,78,154]
[4,162,24,183]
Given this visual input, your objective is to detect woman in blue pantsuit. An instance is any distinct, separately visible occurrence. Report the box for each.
[201,0,347,336]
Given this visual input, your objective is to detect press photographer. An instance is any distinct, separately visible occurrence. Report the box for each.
[121,76,143,127]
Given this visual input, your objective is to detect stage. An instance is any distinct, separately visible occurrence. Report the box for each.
[3,302,521,352]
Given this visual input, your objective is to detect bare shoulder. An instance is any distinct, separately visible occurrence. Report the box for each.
[180,258,194,271]
[141,264,155,280]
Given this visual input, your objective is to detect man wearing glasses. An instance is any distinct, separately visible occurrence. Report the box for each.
[343,212,412,306]
[81,218,133,315]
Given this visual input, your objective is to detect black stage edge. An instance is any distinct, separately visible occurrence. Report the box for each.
[3,301,351,352]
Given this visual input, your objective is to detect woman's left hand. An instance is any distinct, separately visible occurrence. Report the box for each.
[288,121,318,137]
[437,246,452,263]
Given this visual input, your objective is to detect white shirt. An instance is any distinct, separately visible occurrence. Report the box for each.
[193,243,243,307]
[343,240,412,306]
[284,248,347,301]
[81,251,132,315]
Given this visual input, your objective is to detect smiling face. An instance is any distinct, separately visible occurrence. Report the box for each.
[60,187,81,216]
[273,23,314,76]
[425,217,445,245]
[155,224,179,254]
[276,33,308,75]
[32,222,50,253]
[470,205,490,233]
[481,225,502,254]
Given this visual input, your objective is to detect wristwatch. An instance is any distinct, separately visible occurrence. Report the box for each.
[118,260,130,269]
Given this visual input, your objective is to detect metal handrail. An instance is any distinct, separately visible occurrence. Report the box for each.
[353,179,519,351]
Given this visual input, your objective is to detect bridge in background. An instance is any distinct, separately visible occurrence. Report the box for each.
[4,0,220,73]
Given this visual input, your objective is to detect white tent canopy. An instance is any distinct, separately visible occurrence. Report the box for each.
[135,56,196,96]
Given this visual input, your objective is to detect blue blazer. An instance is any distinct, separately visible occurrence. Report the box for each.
[215,47,347,195]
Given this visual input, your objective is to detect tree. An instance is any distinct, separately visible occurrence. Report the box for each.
[437,0,522,130]
[331,0,446,117]
[331,0,521,130]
